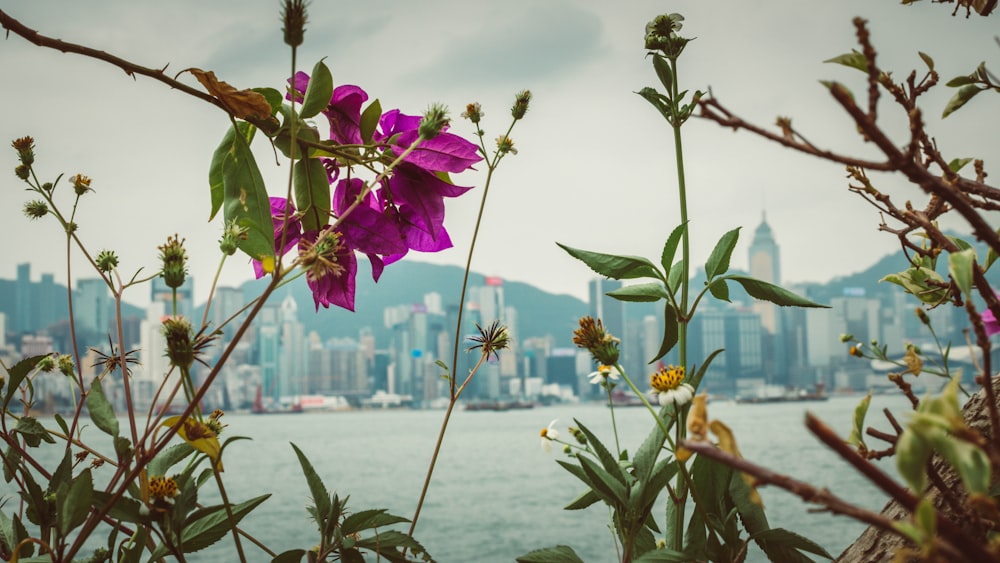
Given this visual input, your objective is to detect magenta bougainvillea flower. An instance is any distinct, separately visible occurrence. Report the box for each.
[983,306,1000,336]
[260,72,482,311]
[253,197,302,278]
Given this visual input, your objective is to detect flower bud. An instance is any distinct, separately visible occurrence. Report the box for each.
[461,102,483,124]
[41,182,53,192]
[158,234,188,289]
[849,345,864,358]
[219,221,247,256]
[162,316,195,370]
[281,0,307,48]
[15,164,29,180]
[96,250,119,273]
[839,333,854,343]
[57,354,75,377]
[511,90,531,120]
[419,104,450,140]
[915,307,930,326]
[23,200,49,219]
[495,135,518,155]
[37,355,56,372]
[11,136,35,166]
[69,174,92,196]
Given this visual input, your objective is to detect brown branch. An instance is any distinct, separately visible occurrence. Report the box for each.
[0,9,275,133]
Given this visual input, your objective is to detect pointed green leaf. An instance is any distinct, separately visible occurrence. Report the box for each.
[651,303,678,363]
[293,158,332,233]
[636,87,674,122]
[943,84,982,118]
[360,99,382,144]
[148,443,195,477]
[3,355,45,409]
[752,528,833,559]
[918,51,934,71]
[705,227,740,280]
[224,131,275,266]
[666,260,684,295]
[208,122,255,221]
[651,54,674,92]
[722,275,828,307]
[341,509,409,535]
[632,547,691,561]
[945,75,977,87]
[895,428,930,493]
[557,243,662,280]
[253,87,283,115]
[180,494,270,553]
[846,393,872,449]
[0,511,32,559]
[929,432,991,495]
[660,223,686,274]
[573,420,626,485]
[3,446,21,483]
[86,377,119,437]
[13,417,55,447]
[707,278,730,303]
[948,157,974,172]
[987,227,1000,271]
[607,282,669,303]
[299,60,333,119]
[91,491,143,524]
[824,50,867,72]
[564,488,601,510]
[516,545,585,563]
[50,449,73,493]
[688,349,724,393]
[57,468,93,535]
[577,454,627,508]
[290,443,332,523]
[948,248,976,299]
[272,549,306,563]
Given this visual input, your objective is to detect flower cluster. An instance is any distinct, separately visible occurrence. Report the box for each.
[572,316,620,365]
[254,74,482,311]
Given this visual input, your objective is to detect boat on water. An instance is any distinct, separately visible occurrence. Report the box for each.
[734,383,828,404]
[252,385,303,414]
[464,400,536,411]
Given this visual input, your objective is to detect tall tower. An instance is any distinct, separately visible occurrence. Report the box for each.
[748,213,781,333]
[748,212,786,384]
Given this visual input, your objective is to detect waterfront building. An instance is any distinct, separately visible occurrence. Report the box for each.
[748,212,789,385]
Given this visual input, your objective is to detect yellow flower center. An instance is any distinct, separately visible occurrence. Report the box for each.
[650,365,685,392]
[149,475,178,499]
[540,428,549,438]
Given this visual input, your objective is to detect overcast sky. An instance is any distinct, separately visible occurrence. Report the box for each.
[1,1,995,307]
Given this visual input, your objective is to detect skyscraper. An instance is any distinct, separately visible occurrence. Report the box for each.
[748,212,788,385]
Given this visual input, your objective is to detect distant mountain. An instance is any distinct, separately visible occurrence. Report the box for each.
[234,261,589,346]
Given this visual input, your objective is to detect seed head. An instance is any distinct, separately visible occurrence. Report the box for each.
[495,135,518,155]
[158,234,188,289]
[37,355,56,372]
[15,164,30,180]
[96,250,119,273]
[511,90,531,120]
[573,316,620,366]
[281,0,308,48]
[11,136,34,166]
[467,320,511,361]
[461,102,483,124]
[162,316,195,370]
[23,200,49,219]
[219,220,248,256]
[57,354,75,377]
[419,103,450,140]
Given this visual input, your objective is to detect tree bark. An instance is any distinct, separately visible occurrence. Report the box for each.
[834,378,999,562]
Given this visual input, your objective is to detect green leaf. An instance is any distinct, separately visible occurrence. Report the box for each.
[179,494,270,553]
[707,279,730,303]
[943,84,982,118]
[290,443,333,524]
[293,158,332,233]
[0,511,32,559]
[881,268,950,306]
[86,377,119,437]
[53,413,69,437]
[253,87,283,115]
[224,130,276,266]
[90,491,143,524]
[929,433,991,495]
[573,420,626,485]
[148,442,195,477]
[665,260,684,295]
[3,355,45,409]
[564,488,601,510]
[360,99,382,144]
[722,275,828,308]
[636,87,674,123]
[576,455,628,508]
[824,50,867,72]
[948,248,976,299]
[341,509,409,535]
[557,243,662,280]
[13,417,55,447]
[516,545,585,563]
[208,122,254,222]
[57,468,93,535]
[660,223,686,274]
[895,429,930,493]
[299,59,333,119]
[987,227,1000,271]
[846,393,872,449]
[272,549,306,563]
[650,303,679,363]
[753,528,833,559]
[948,157,974,172]
[3,446,21,483]
[918,51,934,72]
[651,54,674,92]
[633,548,691,562]
[607,282,669,303]
[705,227,740,280]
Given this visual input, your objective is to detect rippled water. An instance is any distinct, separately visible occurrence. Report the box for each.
[196,394,908,562]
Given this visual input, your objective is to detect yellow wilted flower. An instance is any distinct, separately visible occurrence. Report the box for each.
[710,419,762,506]
[903,344,923,376]
[163,415,223,471]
